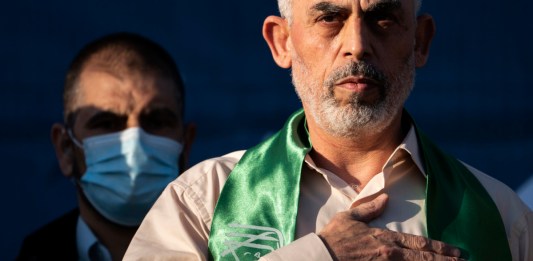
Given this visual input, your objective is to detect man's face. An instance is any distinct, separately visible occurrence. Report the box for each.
[69,61,184,173]
[288,0,420,136]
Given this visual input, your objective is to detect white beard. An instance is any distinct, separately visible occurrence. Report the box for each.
[291,54,415,138]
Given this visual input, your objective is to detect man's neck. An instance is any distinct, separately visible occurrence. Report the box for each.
[307,111,407,189]
[77,192,137,261]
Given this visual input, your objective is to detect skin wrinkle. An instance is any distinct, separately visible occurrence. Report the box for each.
[310,2,347,18]
[64,40,185,126]
[282,0,421,142]
[308,1,409,34]
[311,0,402,17]
[78,68,140,119]
[274,0,426,191]
[47,33,197,261]
[291,42,415,138]
[69,63,179,130]
[279,0,422,23]
[366,0,402,13]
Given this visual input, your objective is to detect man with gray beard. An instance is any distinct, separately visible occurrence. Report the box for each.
[125,0,532,260]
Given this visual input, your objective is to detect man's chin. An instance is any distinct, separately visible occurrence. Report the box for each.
[324,104,396,134]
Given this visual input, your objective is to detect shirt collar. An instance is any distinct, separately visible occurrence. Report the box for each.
[304,124,427,178]
[398,124,427,177]
[76,216,112,261]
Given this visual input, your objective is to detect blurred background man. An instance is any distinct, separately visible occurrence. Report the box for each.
[16,32,195,261]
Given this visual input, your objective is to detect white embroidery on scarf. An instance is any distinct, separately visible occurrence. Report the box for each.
[221,223,284,260]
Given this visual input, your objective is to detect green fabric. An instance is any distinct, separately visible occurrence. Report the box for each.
[208,109,511,260]
[418,129,511,260]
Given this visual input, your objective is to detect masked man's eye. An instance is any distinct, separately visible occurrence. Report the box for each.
[140,108,179,133]
[96,121,122,131]
[85,112,127,132]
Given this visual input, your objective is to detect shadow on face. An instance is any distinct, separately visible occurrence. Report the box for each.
[51,104,196,180]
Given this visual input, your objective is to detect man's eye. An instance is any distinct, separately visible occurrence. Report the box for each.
[317,13,345,24]
[369,13,397,29]
[320,15,337,23]
[91,120,123,131]
[140,110,178,132]
[377,19,394,29]
[143,119,165,130]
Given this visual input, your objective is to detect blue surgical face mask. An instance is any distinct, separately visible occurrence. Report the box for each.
[68,127,183,226]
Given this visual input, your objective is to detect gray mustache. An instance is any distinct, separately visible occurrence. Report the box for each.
[328,61,386,86]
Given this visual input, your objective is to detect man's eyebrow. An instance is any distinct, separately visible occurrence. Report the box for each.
[84,110,126,128]
[365,0,402,13]
[310,1,347,15]
[143,107,179,118]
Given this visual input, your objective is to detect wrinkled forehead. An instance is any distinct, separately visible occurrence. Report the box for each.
[293,0,416,13]
[82,55,178,92]
[85,53,153,79]
[81,61,178,98]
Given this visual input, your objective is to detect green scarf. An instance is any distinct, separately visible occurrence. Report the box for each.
[208,109,511,260]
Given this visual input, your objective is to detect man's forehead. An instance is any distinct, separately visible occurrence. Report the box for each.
[83,57,140,81]
[76,67,177,106]
[71,88,179,128]
[301,0,406,10]
[362,0,405,10]
[81,61,173,90]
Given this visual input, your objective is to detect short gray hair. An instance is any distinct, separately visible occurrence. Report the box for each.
[277,0,292,22]
[277,0,422,24]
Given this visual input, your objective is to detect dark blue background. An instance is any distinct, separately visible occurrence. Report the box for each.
[1,1,531,259]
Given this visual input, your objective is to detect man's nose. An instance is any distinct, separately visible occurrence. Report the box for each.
[342,17,372,61]
[126,116,141,129]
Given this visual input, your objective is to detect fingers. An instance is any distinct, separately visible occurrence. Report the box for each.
[384,231,462,258]
[344,193,464,260]
[398,248,465,261]
[349,193,389,223]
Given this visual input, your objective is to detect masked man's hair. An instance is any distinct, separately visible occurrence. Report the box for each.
[63,32,185,126]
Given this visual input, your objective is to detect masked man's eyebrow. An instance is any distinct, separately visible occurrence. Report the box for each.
[84,110,127,128]
[142,107,179,120]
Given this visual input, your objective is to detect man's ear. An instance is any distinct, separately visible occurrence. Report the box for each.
[263,15,292,68]
[414,14,436,67]
[51,123,75,178]
[179,122,196,173]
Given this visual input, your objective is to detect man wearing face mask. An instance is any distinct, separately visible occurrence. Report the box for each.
[17,32,195,261]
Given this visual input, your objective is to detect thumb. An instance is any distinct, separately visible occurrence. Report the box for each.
[349,193,388,223]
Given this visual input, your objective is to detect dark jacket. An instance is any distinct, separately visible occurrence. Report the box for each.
[16,209,79,260]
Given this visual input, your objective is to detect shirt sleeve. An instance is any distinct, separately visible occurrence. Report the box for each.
[513,210,532,261]
[123,181,210,260]
[464,163,533,261]
[260,233,333,261]
[124,153,239,261]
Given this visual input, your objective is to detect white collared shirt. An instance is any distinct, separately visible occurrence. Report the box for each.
[124,125,532,261]
[298,126,428,239]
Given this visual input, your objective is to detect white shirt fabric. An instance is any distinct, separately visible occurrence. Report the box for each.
[76,216,112,261]
[518,175,533,210]
[124,126,532,261]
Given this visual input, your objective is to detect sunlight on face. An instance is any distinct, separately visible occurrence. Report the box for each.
[291,52,415,137]
[284,0,423,137]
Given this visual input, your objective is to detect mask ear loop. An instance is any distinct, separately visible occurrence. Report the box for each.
[65,128,85,187]
[66,128,84,149]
